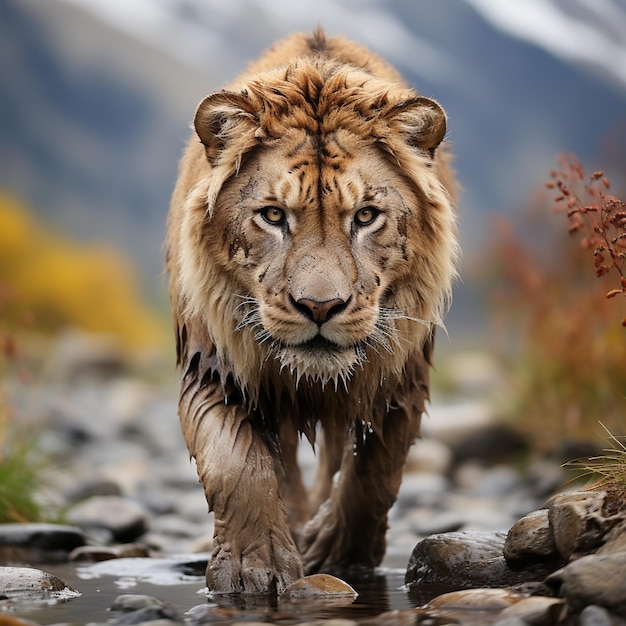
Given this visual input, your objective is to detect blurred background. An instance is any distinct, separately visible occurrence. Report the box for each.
[2,0,626,342]
[2,0,626,471]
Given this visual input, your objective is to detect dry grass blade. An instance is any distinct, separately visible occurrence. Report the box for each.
[563,422,626,495]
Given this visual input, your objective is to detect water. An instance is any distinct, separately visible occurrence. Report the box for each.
[6,558,455,624]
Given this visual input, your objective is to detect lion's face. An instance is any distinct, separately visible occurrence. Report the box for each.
[177,61,457,390]
[213,129,423,383]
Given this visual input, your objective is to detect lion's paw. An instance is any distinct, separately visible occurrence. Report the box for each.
[299,501,344,574]
[207,532,303,594]
[300,500,386,575]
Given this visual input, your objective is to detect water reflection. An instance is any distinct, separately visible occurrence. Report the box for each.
[8,562,456,624]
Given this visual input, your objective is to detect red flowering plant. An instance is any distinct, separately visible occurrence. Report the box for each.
[547,156,626,489]
[548,154,626,327]
[484,156,626,452]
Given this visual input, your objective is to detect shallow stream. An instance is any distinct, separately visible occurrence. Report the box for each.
[8,558,455,624]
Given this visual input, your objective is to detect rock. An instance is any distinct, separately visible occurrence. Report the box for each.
[547,490,620,559]
[51,329,128,381]
[423,588,566,626]
[69,543,150,562]
[405,530,552,588]
[426,586,523,607]
[408,509,465,535]
[405,438,452,475]
[525,460,568,499]
[0,566,81,601]
[547,552,626,616]
[0,523,86,564]
[504,509,559,563]
[497,596,566,625]
[395,472,452,505]
[64,478,123,504]
[279,573,357,603]
[597,520,626,556]
[578,604,626,626]
[110,593,181,623]
[425,588,525,625]
[450,424,529,468]
[67,495,148,542]
[360,610,418,625]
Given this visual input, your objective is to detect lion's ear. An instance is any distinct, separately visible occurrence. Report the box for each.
[194,92,258,165]
[386,96,447,154]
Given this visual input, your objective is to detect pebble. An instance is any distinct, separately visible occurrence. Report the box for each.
[547,490,614,559]
[66,495,149,542]
[496,595,566,624]
[0,523,86,564]
[0,566,81,601]
[578,604,626,626]
[110,593,182,624]
[503,509,558,563]
[0,523,86,551]
[69,543,150,562]
[279,574,357,602]
[546,552,626,616]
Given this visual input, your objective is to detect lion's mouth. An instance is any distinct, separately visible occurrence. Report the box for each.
[268,335,366,384]
[300,335,344,351]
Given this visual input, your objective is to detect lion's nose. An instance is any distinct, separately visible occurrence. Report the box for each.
[291,296,349,325]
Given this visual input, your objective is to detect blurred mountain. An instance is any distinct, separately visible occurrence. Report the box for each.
[2,0,626,336]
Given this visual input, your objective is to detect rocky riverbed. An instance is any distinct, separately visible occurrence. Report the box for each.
[2,343,626,625]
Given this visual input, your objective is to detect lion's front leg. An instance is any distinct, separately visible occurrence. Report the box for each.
[300,403,421,575]
[179,353,303,594]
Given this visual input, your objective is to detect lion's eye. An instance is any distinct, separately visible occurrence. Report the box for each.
[260,206,286,226]
[354,207,380,227]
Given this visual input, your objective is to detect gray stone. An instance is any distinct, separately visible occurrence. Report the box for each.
[405,438,452,475]
[112,593,168,612]
[408,509,465,535]
[0,523,85,550]
[468,465,522,498]
[547,552,626,616]
[504,509,559,563]
[113,606,181,624]
[579,604,617,626]
[547,490,620,559]
[67,495,148,542]
[597,520,626,556]
[405,530,553,588]
[497,596,566,625]
[69,543,150,562]
[64,478,122,504]
[0,523,86,564]
[0,566,81,601]
[110,593,181,624]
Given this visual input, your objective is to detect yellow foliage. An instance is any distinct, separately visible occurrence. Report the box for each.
[0,191,166,348]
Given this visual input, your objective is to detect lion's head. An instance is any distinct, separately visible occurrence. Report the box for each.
[174,57,458,398]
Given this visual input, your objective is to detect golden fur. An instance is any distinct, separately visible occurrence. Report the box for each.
[166,28,458,594]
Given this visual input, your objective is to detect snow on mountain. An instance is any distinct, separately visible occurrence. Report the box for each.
[62,0,464,86]
[3,0,626,336]
[465,0,626,90]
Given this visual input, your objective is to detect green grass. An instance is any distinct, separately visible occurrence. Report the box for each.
[0,434,42,522]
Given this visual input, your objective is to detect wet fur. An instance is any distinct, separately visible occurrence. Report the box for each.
[166,28,458,593]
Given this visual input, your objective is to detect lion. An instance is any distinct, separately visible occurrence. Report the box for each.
[166,28,458,594]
